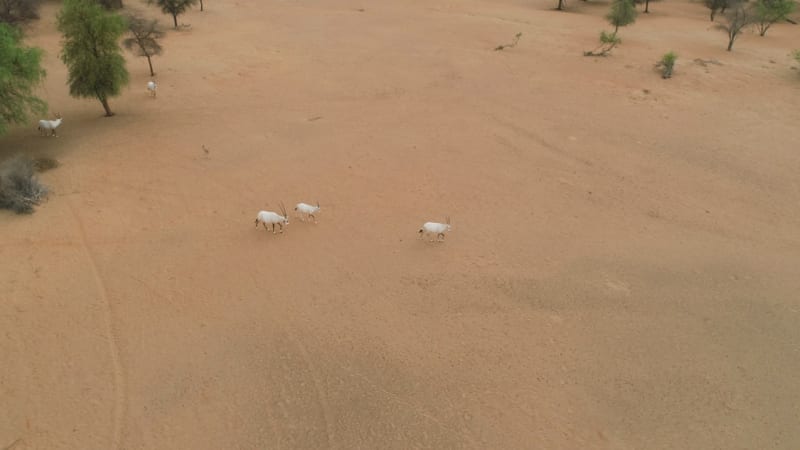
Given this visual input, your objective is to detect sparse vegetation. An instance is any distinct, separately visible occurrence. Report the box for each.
[494,32,522,51]
[753,0,796,36]
[0,0,41,24]
[584,0,636,57]
[656,51,677,78]
[147,0,198,29]
[0,22,46,136]
[718,1,754,51]
[584,30,622,56]
[58,0,129,116]
[0,155,49,214]
[123,14,164,76]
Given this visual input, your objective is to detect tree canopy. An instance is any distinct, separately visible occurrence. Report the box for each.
[0,22,46,136]
[57,0,129,116]
[147,0,198,29]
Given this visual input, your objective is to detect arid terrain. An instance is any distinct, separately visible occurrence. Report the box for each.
[2,0,799,448]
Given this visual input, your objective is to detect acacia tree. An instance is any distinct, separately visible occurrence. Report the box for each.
[0,22,46,135]
[754,0,796,36]
[123,15,164,76]
[147,0,197,29]
[58,0,129,116]
[607,0,637,33]
[718,1,753,51]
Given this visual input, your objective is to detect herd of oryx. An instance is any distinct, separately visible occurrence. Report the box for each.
[37,80,453,243]
[254,202,453,242]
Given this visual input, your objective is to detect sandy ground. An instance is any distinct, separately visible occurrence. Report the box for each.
[2,0,800,448]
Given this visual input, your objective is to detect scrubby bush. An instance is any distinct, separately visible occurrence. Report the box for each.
[0,155,49,214]
[656,51,677,78]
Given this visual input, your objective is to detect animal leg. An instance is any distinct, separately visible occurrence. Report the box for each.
[310,213,316,224]
[272,224,276,234]
[438,233,445,242]
[279,223,284,233]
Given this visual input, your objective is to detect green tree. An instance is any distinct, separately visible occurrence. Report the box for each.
[607,0,637,33]
[57,0,129,116]
[123,14,164,76]
[753,0,796,36]
[0,22,46,136]
[147,0,197,29]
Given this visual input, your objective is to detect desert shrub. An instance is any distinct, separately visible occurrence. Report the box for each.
[0,155,49,214]
[0,0,41,24]
[656,51,677,78]
[584,30,622,56]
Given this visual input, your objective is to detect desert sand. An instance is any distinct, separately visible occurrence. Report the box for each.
[1,0,799,448]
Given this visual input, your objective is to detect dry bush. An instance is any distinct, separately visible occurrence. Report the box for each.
[0,155,49,214]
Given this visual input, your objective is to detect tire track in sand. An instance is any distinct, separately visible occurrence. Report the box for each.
[285,330,336,449]
[65,197,126,450]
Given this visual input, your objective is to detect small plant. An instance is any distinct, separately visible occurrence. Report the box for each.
[656,51,677,78]
[584,30,621,56]
[494,32,522,51]
[0,155,49,214]
[584,0,636,57]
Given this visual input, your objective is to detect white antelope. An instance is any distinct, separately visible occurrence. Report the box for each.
[419,216,452,242]
[38,113,62,137]
[147,80,157,98]
[255,202,290,234]
[294,202,320,223]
